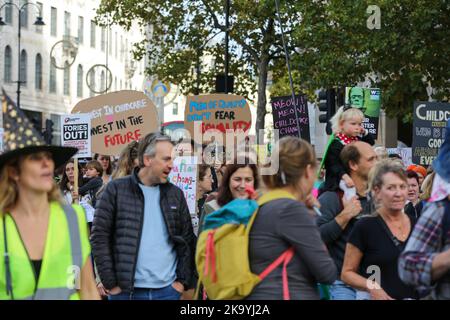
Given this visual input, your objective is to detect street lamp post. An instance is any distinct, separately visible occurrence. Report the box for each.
[0,1,45,109]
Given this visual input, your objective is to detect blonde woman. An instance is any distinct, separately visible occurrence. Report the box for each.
[0,145,99,300]
[341,160,420,300]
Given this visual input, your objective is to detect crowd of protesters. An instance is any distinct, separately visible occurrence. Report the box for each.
[0,109,449,300]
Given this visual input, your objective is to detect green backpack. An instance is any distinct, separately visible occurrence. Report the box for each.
[195,189,296,300]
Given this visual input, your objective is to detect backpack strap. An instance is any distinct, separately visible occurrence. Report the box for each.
[252,190,298,300]
[258,247,295,300]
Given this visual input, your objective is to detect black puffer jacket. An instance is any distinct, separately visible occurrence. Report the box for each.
[91,168,196,292]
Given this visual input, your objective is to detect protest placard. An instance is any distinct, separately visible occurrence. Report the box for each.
[72,90,158,156]
[271,95,310,142]
[185,94,252,147]
[412,102,450,165]
[345,87,381,138]
[168,156,198,214]
[60,114,91,158]
[387,148,413,167]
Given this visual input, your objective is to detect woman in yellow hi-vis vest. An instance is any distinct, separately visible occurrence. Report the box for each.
[0,142,100,300]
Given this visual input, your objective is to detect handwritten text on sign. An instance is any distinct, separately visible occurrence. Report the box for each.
[185,94,252,144]
[71,91,158,156]
[168,156,198,215]
[271,95,310,142]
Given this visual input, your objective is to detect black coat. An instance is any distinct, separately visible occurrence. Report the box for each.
[91,168,196,292]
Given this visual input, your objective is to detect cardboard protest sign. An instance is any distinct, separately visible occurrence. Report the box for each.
[72,90,158,156]
[412,102,450,165]
[271,95,310,142]
[168,156,199,234]
[185,94,252,146]
[345,87,381,138]
[168,156,198,214]
[60,114,91,158]
[387,148,413,167]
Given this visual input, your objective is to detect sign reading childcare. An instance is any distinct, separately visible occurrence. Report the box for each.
[271,95,310,142]
[412,102,450,165]
[72,90,158,156]
[185,94,251,143]
[60,113,91,158]
[168,156,198,215]
[345,87,381,138]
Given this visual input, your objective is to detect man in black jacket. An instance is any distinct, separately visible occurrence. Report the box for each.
[91,132,196,300]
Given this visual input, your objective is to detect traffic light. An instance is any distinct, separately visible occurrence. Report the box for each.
[317,89,336,135]
[44,119,54,144]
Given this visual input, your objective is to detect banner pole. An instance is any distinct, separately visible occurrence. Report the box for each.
[73,158,79,204]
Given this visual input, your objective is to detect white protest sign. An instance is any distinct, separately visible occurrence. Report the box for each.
[168,156,198,214]
[387,148,413,167]
[61,113,91,158]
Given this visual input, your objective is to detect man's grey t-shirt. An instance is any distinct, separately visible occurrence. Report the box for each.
[317,191,372,276]
[134,184,178,288]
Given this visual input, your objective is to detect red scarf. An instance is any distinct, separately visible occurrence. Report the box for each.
[336,133,358,145]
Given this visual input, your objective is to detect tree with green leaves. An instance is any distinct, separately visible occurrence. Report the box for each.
[271,0,450,122]
[96,0,300,137]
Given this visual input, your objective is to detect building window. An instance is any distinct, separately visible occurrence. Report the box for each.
[90,20,96,48]
[120,35,124,61]
[35,54,42,90]
[20,0,28,29]
[5,4,12,24]
[120,80,122,90]
[78,16,84,44]
[89,70,96,97]
[172,103,178,116]
[114,76,117,91]
[63,62,70,95]
[4,46,12,82]
[19,50,27,86]
[49,57,56,93]
[64,11,71,36]
[35,2,43,33]
[51,7,57,36]
[50,114,61,145]
[101,27,106,52]
[77,65,83,97]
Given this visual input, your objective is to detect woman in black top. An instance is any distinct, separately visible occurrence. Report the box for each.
[341,160,420,300]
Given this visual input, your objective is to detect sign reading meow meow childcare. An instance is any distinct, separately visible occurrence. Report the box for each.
[72,90,158,156]
[185,94,252,145]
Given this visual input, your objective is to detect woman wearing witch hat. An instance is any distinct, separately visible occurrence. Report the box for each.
[0,138,99,299]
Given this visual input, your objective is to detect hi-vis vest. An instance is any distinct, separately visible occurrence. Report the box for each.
[0,202,90,300]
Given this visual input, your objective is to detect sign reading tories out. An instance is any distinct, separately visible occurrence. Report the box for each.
[345,87,381,138]
[185,94,252,146]
[60,113,91,158]
[270,95,310,142]
[72,90,158,156]
[412,102,450,165]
